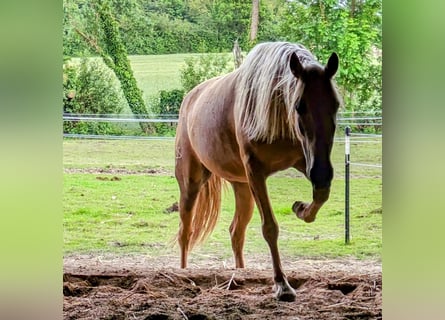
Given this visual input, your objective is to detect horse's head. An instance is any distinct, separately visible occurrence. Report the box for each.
[290,52,340,202]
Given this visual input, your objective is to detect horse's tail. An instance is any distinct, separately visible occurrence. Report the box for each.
[188,174,223,250]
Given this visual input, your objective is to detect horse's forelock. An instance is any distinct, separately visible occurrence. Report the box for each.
[234,42,314,143]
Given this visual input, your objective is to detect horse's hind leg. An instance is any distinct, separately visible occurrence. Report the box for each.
[229,182,254,268]
[175,150,209,268]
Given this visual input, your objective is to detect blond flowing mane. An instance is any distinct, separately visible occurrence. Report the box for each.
[234,42,317,143]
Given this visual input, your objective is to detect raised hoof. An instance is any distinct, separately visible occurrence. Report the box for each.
[292,201,305,215]
[273,283,297,302]
[292,201,315,223]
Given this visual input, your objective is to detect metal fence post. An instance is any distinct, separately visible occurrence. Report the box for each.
[345,126,351,244]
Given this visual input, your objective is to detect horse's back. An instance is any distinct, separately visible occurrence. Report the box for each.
[176,72,249,181]
[178,73,236,137]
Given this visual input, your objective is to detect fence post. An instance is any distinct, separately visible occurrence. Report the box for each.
[345,126,351,244]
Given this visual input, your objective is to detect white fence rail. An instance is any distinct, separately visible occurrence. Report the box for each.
[63,115,179,123]
[63,112,382,140]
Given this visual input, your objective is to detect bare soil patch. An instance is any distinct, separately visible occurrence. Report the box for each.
[64,255,381,320]
[64,167,171,176]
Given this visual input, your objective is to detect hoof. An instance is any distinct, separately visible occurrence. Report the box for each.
[292,201,304,213]
[273,283,297,302]
[292,201,315,223]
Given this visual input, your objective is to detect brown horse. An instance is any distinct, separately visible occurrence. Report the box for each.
[175,42,341,302]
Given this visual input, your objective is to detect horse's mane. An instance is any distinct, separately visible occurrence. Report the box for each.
[234,42,318,143]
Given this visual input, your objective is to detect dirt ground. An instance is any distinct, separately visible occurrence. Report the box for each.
[63,254,381,320]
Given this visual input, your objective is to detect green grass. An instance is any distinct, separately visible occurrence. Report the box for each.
[63,137,381,178]
[63,173,381,260]
[63,139,175,171]
[63,174,179,254]
[63,139,382,261]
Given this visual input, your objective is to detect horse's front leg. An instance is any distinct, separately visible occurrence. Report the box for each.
[291,164,330,223]
[244,154,296,302]
[292,187,330,223]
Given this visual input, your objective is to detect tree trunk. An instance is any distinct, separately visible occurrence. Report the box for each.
[350,0,356,17]
[249,0,259,44]
[232,39,243,68]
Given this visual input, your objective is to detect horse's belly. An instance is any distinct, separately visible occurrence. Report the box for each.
[190,130,247,182]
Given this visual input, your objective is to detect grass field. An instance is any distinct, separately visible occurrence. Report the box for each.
[63,138,382,261]
[62,137,382,178]
[129,54,196,102]
[129,53,235,100]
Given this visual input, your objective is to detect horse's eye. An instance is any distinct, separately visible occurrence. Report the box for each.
[296,100,307,115]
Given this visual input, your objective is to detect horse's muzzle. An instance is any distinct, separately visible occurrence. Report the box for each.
[312,186,330,203]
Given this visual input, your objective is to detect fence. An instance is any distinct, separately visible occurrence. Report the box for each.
[63,111,381,140]
[343,126,382,244]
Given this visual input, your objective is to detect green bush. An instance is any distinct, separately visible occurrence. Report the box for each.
[150,89,185,136]
[63,58,128,135]
[154,89,185,115]
[180,54,232,92]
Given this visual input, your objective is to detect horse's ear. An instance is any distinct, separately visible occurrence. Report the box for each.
[289,52,303,79]
[325,52,339,78]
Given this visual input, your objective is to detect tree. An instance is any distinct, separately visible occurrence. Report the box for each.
[63,0,280,55]
[204,0,252,51]
[75,0,153,133]
[280,0,382,113]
